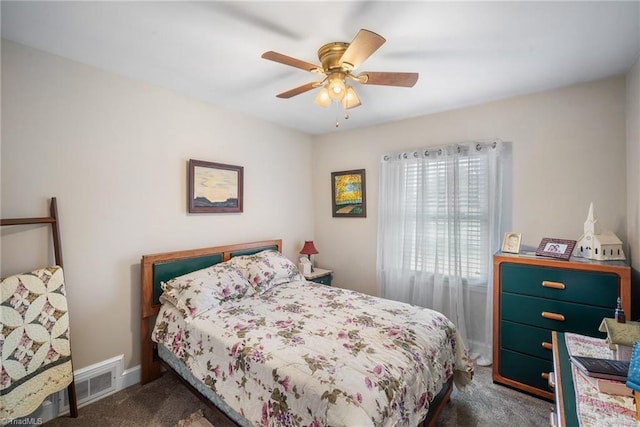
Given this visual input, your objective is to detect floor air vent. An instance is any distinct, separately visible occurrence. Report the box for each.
[59,355,122,412]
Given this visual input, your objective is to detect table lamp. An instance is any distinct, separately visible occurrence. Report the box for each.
[299,241,319,272]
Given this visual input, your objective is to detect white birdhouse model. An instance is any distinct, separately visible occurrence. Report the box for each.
[574,203,625,261]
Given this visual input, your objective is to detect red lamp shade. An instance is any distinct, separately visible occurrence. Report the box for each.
[300,241,319,256]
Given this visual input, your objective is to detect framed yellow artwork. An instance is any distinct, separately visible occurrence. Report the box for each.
[331,169,366,218]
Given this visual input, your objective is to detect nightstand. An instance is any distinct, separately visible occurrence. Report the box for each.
[304,268,333,286]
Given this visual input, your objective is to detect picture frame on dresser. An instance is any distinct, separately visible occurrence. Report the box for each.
[501,232,522,254]
[535,237,576,261]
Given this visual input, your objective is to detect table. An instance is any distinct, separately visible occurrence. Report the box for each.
[551,331,639,426]
[303,267,332,286]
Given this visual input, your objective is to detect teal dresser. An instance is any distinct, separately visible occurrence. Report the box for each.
[492,252,630,400]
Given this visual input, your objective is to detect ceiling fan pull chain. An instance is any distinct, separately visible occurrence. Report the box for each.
[334,101,340,128]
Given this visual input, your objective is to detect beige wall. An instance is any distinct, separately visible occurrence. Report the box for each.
[1,40,315,370]
[627,58,640,320]
[312,77,628,297]
[627,56,640,289]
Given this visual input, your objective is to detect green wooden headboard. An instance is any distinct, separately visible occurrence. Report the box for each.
[152,254,223,305]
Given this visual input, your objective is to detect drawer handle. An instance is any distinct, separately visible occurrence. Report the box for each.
[548,372,556,389]
[541,372,550,381]
[542,280,565,290]
[542,311,565,322]
[542,341,552,350]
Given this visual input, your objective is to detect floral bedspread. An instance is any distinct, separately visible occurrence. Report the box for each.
[153,280,473,427]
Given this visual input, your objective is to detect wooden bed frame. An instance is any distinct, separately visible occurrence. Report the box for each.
[140,239,452,427]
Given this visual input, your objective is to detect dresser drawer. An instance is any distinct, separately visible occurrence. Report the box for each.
[501,293,610,337]
[499,348,552,392]
[500,320,554,360]
[500,263,618,308]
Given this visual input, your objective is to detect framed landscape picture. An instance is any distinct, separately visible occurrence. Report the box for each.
[188,159,243,213]
[331,169,366,218]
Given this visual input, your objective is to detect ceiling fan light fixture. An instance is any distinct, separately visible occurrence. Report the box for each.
[327,73,346,101]
[314,87,331,108]
[262,29,419,123]
[341,85,361,109]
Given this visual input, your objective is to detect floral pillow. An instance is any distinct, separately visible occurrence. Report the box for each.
[228,250,304,294]
[160,263,253,320]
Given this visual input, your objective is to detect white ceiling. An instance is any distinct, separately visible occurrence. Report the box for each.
[2,1,639,135]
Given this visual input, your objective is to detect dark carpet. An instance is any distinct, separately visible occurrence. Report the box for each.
[435,365,552,426]
[44,365,551,426]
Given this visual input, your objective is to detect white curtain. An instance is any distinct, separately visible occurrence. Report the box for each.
[376,140,503,365]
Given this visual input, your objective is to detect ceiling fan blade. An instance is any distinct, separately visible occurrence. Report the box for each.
[262,51,322,73]
[359,71,419,87]
[340,29,386,70]
[276,82,322,98]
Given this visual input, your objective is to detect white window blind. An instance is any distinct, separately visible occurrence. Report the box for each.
[377,142,501,288]
[401,153,489,283]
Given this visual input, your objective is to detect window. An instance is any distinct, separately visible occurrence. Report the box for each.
[377,142,502,289]
[376,140,503,362]
[402,154,488,283]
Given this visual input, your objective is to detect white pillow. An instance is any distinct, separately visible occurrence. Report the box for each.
[228,250,304,294]
[160,262,253,319]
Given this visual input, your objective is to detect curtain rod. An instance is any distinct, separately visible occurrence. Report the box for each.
[382,139,502,162]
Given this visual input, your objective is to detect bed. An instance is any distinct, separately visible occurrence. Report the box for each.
[141,240,473,426]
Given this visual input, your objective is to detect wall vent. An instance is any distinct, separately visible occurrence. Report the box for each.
[58,355,122,413]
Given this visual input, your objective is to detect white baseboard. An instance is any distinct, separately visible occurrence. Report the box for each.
[8,357,141,426]
[119,365,141,390]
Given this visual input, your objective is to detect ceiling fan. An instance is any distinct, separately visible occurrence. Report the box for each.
[261,29,418,123]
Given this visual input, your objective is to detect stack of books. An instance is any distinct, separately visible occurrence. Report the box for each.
[570,355,633,396]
